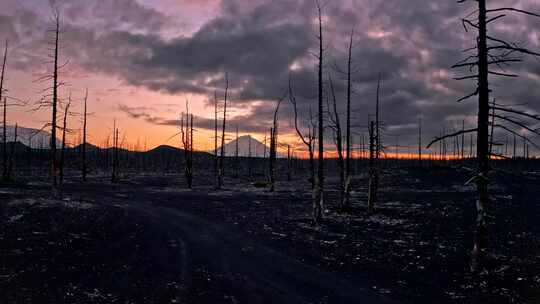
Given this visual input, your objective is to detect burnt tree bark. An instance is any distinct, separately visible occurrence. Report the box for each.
[50,8,60,191]
[82,88,88,182]
[328,76,345,208]
[367,120,377,214]
[214,91,218,188]
[344,29,354,207]
[269,95,284,192]
[289,77,315,189]
[218,74,228,190]
[314,0,324,224]
[1,40,7,181]
[7,123,16,179]
[442,0,540,272]
[59,93,71,185]
[2,97,6,181]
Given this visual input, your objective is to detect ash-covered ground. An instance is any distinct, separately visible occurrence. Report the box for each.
[0,161,539,303]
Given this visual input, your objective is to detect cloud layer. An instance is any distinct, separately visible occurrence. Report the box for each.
[1,0,540,154]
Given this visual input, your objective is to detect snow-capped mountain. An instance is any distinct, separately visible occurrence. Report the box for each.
[1,125,61,149]
[212,135,271,157]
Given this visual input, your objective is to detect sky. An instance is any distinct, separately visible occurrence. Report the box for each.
[1,0,540,156]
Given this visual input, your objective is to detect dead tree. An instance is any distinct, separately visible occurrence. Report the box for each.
[248,135,252,177]
[234,125,239,178]
[50,7,61,190]
[2,97,6,181]
[33,5,66,193]
[111,120,119,183]
[7,123,17,179]
[218,74,228,190]
[418,115,422,163]
[328,75,345,208]
[1,40,7,180]
[429,0,540,272]
[179,101,194,189]
[269,94,285,192]
[214,91,218,187]
[289,77,315,188]
[367,120,377,213]
[314,0,325,223]
[344,29,354,207]
[82,88,88,182]
[59,93,72,185]
[287,144,292,181]
[367,75,383,214]
[180,113,194,189]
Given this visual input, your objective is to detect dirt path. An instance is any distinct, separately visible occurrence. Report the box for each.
[53,178,396,304]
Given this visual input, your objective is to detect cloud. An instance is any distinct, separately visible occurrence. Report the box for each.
[3,0,540,153]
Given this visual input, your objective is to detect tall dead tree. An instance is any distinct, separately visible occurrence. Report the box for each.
[180,105,194,189]
[59,93,72,185]
[289,78,315,188]
[418,115,422,163]
[82,88,88,182]
[111,120,119,183]
[7,123,17,179]
[248,135,252,177]
[218,74,228,190]
[234,125,239,178]
[429,0,540,272]
[367,76,382,214]
[1,40,7,180]
[328,76,345,208]
[214,91,219,187]
[269,94,285,192]
[2,97,6,181]
[367,120,376,213]
[344,29,354,206]
[314,0,325,223]
[50,7,61,190]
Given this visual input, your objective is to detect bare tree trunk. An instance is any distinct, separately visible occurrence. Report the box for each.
[111,120,118,183]
[59,94,71,185]
[1,40,7,181]
[344,29,353,207]
[329,76,345,208]
[51,12,60,192]
[269,127,276,191]
[367,121,377,213]
[214,91,218,188]
[471,0,490,273]
[461,120,465,159]
[248,135,252,178]
[287,144,292,181]
[313,0,324,224]
[182,111,193,189]
[82,88,88,182]
[368,75,382,214]
[289,78,315,189]
[235,125,239,178]
[2,97,6,181]
[513,134,516,159]
[218,74,228,189]
[7,123,16,179]
[269,96,283,192]
[418,116,422,163]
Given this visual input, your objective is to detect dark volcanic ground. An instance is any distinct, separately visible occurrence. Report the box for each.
[0,164,539,303]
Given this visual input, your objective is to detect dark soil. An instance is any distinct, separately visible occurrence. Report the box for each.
[0,164,539,303]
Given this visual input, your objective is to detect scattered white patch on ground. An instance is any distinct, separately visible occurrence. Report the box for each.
[364,214,405,226]
[7,214,23,223]
[8,197,95,210]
